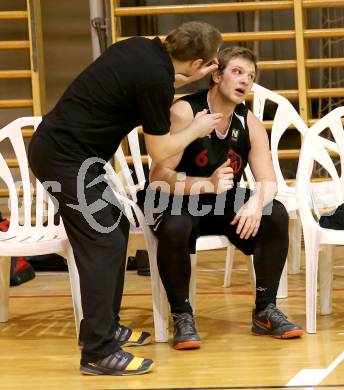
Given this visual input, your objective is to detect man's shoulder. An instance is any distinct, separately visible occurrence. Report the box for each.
[180,90,208,103]
[106,36,164,63]
[109,36,151,48]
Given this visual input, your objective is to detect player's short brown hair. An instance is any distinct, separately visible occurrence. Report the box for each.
[217,46,257,73]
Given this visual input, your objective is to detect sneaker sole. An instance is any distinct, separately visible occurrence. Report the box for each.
[252,329,304,339]
[122,335,152,347]
[174,340,202,350]
[80,361,154,376]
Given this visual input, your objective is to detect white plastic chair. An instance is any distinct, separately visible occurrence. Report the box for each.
[251,83,309,283]
[250,84,338,300]
[105,128,256,342]
[0,117,82,336]
[105,130,169,342]
[296,106,344,333]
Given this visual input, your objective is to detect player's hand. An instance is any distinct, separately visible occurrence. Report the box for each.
[230,197,263,239]
[192,109,223,138]
[174,62,219,88]
[210,159,234,194]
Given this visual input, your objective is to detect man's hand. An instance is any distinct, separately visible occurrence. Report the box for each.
[174,63,219,89]
[210,159,234,194]
[230,196,263,239]
[192,109,223,138]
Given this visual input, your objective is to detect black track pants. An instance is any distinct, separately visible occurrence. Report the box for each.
[28,133,129,364]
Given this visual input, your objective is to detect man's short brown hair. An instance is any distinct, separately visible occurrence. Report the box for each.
[164,21,222,63]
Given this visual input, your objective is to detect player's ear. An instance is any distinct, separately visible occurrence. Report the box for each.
[211,68,222,84]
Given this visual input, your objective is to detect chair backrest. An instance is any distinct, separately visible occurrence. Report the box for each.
[113,87,303,199]
[0,116,64,239]
[109,88,307,210]
[104,130,161,254]
[296,106,344,227]
[109,127,146,202]
[104,127,146,226]
[251,83,308,195]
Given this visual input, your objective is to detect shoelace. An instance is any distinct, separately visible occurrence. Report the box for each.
[266,306,289,326]
[115,325,130,343]
[173,313,196,335]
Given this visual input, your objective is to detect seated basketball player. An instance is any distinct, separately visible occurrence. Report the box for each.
[143,47,304,349]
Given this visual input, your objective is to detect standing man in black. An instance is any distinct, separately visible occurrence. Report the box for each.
[28,21,223,375]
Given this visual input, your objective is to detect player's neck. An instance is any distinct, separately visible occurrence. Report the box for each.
[207,90,234,134]
[207,89,235,118]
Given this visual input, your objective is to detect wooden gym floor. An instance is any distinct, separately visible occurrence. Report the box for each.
[1,233,344,390]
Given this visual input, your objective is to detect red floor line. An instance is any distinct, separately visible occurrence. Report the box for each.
[10,288,344,299]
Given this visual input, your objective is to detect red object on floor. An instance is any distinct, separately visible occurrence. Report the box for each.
[0,218,9,232]
[0,212,35,285]
[13,256,31,273]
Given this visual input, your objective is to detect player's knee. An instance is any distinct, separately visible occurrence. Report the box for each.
[158,214,193,246]
[270,200,289,230]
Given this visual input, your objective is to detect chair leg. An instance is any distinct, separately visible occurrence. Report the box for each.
[288,213,302,274]
[223,244,235,288]
[276,262,288,299]
[304,231,320,334]
[147,243,169,343]
[151,276,169,343]
[64,246,83,338]
[319,245,334,316]
[0,257,11,322]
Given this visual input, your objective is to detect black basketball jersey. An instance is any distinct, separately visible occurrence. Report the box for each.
[176,90,251,183]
